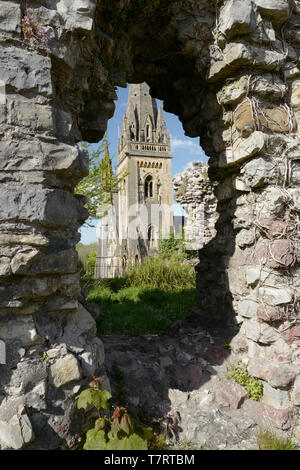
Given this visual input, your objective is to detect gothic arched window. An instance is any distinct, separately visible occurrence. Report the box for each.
[147,225,154,242]
[144,175,153,198]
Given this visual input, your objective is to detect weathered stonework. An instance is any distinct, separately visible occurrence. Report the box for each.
[1,0,300,448]
[173,162,218,250]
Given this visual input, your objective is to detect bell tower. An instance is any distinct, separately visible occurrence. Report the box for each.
[95,82,174,278]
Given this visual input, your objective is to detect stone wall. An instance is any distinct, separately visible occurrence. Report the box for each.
[173,162,218,250]
[195,0,300,431]
[0,0,300,447]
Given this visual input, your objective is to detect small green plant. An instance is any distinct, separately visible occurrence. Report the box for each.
[39,351,49,362]
[223,341,231,351]
[257,429,298,450]
[21,2,49,53]
[76,377,152,450]
[227,360,263,402]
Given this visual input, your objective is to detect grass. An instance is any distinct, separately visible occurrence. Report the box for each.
[86,255,196,335]
[126,255,196,290]
[256,429,298,450]
[88,284,196,335]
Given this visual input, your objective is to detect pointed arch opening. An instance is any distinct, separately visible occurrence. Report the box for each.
[144,174,153,199]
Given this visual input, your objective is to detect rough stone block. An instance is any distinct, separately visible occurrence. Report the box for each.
[0,2,21,33]
[256,187,286,217]
[257,305,285,323]
[0,407,34,450]
[79,338,105,377]
[219,131,266,167]
[248,358,295,388]
[260,403,292,430]
[245,266,282,288]
[236,229,256,247]
[218,0,256,39]
[0,316,44,347]
[57,0,96,31]
[245,318,278,344]
[290,80,300,108]
[258,287,293,306]
[287,188,300,211]
[283,66,300,81]
[237,299,258,318]
[282,325,300,345]
[0,48,52,95]
[251,74,286,98]
[234,100,290,134]
[8,100,54,131]
[254,0,289,25]
[50,354,81,388]
[215,378,249,409]
[291,376,300,406]
[209,43,285,81]
[0,140,89,178]
[0,188,88,227]
[5,358,47,396]
[241,156,285,188]
[217,76,248,106]
[62,304,96,339]
[261,382,290,409]
[270,239,295,268]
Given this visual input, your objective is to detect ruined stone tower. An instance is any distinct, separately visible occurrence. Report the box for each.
[95,83,174,278]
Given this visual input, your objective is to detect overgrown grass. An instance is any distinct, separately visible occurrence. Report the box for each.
[256,429,298,450]
[86,255,196,335]
[126,255,196,290]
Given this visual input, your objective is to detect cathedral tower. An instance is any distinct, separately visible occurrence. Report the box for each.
[95,83,173,278]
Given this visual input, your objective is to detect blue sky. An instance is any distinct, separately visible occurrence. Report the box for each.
[80,85,208,245]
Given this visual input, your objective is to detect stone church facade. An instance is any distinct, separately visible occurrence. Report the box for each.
[95,83,174,278]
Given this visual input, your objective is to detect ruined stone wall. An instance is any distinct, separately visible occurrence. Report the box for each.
[0,1,106,449]
[196,0,300,431]
[0,0,300,447]
[173,162,218,250]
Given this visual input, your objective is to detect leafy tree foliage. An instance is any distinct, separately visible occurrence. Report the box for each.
[75,135,128,225]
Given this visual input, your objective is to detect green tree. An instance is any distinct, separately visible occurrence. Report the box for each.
[86,251,97,276]
[76,134,128,226]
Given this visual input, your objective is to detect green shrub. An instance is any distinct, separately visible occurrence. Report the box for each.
[126,255,195,290]
[227,360,263,402]
[158,232,193,261]
[86,251,97,276]
[257,429,298,450]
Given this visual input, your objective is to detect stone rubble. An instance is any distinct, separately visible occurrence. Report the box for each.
[101,320,299,449]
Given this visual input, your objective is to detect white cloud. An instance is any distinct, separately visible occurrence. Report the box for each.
[171,137,206,158]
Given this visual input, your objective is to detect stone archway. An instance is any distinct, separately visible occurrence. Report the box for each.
[0,0,300,449]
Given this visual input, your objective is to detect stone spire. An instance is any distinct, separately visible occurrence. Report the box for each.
[156,102,170,144]
[119,82,170,151]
